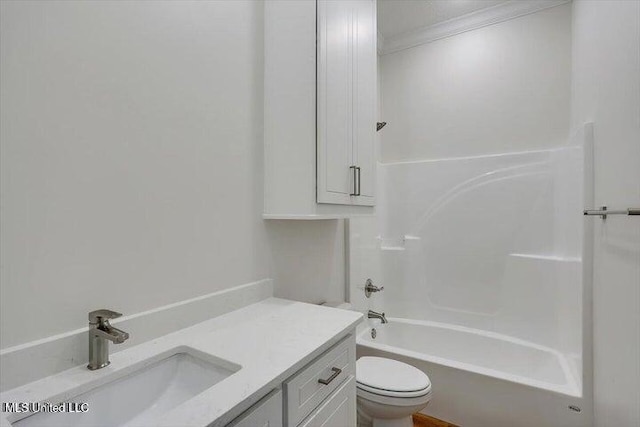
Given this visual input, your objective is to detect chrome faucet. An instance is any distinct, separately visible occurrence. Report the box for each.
[364,279,384,298]
[88,309,129,370]
[367,310,388,324]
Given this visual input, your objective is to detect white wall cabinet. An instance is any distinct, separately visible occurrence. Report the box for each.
[264,0,377,219]
[317,0,376,207]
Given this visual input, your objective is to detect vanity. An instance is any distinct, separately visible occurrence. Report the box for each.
[0,299,362,427]
[231,335,356,427]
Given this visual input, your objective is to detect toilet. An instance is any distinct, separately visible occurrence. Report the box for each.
[356,356,432,427]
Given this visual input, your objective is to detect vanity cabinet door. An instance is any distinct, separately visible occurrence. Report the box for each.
[229,389,283,427]
[297,376,356,427]
[317,0,376,207]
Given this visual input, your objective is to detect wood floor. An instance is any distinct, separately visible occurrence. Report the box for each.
[413,413,459,427]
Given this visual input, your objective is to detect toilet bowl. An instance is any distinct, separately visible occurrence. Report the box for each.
[356,356,432,427]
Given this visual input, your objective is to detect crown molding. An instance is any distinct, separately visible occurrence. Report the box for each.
[379,0,571,55]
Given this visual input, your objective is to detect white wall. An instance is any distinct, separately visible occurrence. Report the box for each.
[571,1,640,426]
[267,220,345,304]
[0,0,344,350]
[380,3,572,162]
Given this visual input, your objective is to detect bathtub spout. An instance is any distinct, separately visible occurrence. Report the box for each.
[367,310,388,324]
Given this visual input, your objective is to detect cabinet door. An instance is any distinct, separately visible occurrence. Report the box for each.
[352,0,376,206]
[317,0,376,206]
[317,0,355,205]
[298,376,356,427]
[229,389,283,427]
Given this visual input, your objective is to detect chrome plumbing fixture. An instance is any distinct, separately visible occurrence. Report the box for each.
[583,206,640,220]
[88,309,130,370]
[364,279,384,298]
[367,310,388,324]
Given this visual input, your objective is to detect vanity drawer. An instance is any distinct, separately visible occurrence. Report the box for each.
[284,335,355,426]
[298,376,356,427]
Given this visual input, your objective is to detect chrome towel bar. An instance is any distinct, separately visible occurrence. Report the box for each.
[584,206,640,219]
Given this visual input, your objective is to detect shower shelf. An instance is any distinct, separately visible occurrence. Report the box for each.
[377,235,421,250]
[509,253,581,263]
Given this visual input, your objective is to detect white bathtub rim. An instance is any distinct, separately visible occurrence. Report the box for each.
[357,317,582,398]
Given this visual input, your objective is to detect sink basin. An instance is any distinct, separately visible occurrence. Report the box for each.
[13,347,240,427]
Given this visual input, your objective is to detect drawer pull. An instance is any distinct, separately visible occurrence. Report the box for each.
[317,367,342,385]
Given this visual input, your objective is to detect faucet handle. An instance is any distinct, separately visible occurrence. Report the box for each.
[89,309,123,324]
[364,279,384,298]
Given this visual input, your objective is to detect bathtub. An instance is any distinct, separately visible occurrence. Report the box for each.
[356,318,591,427]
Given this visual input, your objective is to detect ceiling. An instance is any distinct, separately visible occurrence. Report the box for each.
[378,0,510,39]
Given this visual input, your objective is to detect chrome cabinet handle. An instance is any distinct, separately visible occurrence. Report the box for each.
[318,367,342,385]
[350,166,357,196]
[350,166,361,196]
[349,166,361,196]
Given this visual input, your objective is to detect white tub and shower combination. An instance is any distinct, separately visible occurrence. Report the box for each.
[349,129,593,427]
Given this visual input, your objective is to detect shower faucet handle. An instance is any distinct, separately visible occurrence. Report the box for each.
[364,279,384,298]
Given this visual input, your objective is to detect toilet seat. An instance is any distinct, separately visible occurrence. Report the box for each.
[356,357,432,399]
[357,384,432,407]
[357,381,432,399]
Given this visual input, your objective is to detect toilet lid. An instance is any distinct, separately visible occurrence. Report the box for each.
[356,357,431,394]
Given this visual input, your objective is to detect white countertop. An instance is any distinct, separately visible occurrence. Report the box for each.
[0,298,363,427]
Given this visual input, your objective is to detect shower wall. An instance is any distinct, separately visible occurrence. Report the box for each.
[351,147,583,357]
[349,1,581,376]
[379,3,572,163]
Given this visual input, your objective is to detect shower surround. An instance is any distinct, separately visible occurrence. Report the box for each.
[350,139,591,427]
